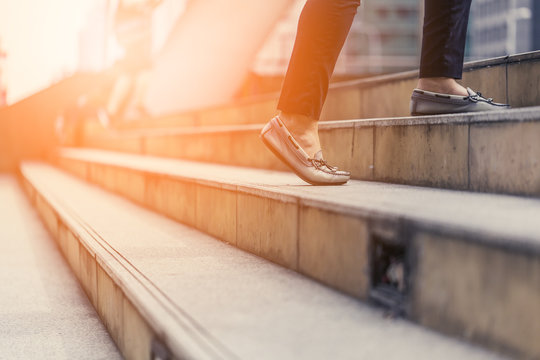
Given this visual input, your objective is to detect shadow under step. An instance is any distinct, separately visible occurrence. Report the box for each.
[82,106,540,197]
[19,163,505,360]
[52,148,540,359]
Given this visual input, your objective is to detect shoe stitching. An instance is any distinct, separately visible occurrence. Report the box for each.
[271,117,311,166]
[309,158,347,176]
[413,90,508,107]
[271,117,348,177]
[412,92,469,105]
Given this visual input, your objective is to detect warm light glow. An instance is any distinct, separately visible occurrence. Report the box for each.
[0,0,96,104]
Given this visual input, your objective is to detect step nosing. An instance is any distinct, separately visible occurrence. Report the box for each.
[21,163,240,360]
[21,162,540,358]
[96,106,540,138]
[57,149,540,253]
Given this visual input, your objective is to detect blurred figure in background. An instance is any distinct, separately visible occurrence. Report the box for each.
[106,0,162,123]
[261,0,509,186]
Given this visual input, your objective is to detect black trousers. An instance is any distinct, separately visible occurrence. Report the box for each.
[278,0,473,120]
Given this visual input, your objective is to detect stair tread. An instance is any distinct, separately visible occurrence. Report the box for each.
[0,175,121,359]
[101,106,540,137]
[20,162,503,360]
[61,148,540,251]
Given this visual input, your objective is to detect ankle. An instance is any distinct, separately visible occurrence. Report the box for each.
[279,111,318,132]
[417,77,468,96]
[277,111,321,158]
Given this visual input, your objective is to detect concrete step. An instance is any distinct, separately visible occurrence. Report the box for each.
[0,175,121,359]
[95,51,539,131]
[80,106,540,197]
[51,148,540,358]
[20,162,506,360]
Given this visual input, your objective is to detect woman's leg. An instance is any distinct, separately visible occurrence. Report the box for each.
[417,0,473,95]
[276,0,361,157]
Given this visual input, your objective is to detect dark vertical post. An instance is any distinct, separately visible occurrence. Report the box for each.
[533,1,540,50]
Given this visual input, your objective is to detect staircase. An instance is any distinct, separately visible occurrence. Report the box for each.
[17,51,540,359]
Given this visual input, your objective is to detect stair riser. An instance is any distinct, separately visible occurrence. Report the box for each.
[412,232,540,358]
[82,116,540,197]
[110,52,539,129]
[55,156,540,358]
[23,183,156,360]
[22,177,212,360]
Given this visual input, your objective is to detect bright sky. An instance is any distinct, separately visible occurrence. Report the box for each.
[0,0,95,104]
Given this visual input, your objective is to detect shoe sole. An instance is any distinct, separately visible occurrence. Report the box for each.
[260,128,348,186]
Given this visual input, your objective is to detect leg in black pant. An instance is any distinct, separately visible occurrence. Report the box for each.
[264,0,505,185]
[415,0,507,114]
[278,0,361,120]
[420,0,472,79]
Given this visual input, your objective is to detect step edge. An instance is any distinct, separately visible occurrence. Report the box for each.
[90,107,540,138]
[55,151,540,256]
[20,162,240,360]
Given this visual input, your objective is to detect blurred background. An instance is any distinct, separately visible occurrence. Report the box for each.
[0,0,539,109]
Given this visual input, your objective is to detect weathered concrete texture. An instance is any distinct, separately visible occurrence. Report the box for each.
[93,51,538,133]
[461,65,508,105]
[299,206,370,299]
[412,232,540,358]
[142,128,287,171]
[79,107,540,196]
[122,298,153,360]
[66,229,81,280]
[116,97,278,131]
[79,243,98,307]
[351,126,374,180]
[145,176,197,226]
[229,130,287,170]
[237,191,298,269]
[89,163,146,205]
[507,60,540,108]
[97,265,125,352]
[33,152,540,357]
[196,184,237,245]
[319,125,355,173]
[374,123,469,189]
[469,121,540,195]
[56,148,540,246]
[0,176,121,359]
[20,165,505,360]
[320,87,362,121]
[359,78,418,119]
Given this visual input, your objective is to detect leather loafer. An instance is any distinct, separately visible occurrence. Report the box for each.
[260,116,350,185]
[410,87,510,116]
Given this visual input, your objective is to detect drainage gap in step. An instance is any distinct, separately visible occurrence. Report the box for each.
[369,233,407,316]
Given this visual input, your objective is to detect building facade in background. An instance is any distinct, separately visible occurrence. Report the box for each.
[253,0,423,77]
[469,0,540,59]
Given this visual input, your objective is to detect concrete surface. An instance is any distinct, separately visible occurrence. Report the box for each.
[129,50,540,127]
[80,106,540,196]
[20,165,506,360]
[49,148,540,358]
[0,175,121,360]
[57,148,540,250]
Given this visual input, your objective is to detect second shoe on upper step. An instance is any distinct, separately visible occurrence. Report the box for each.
[410,87,510,116]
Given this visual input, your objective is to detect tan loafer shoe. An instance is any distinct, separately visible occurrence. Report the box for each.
[410,87,510,116]
[260,116,350,185]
